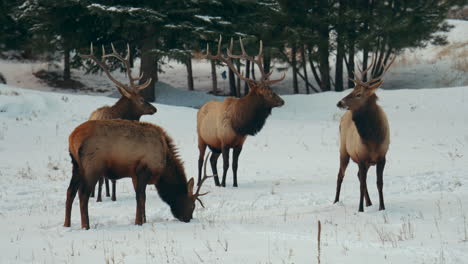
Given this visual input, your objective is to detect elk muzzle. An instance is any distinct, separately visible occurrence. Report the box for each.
[337,100,347,110]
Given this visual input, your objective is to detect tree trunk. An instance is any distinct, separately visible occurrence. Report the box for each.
[362,49,369,82]
[210,59,218,94]
[63,46,71,81]
[228,63,236,96]
[244,60,250,95]
[347,39,355,89]
[236,59,241,97]
[264,52,271,75]
[281,49,319,93]
[251,61,256,80]
[291,43,299,94]
[186,56,194,91]
[317,0,331,91]
[300,46,310,94]
[335,0,345,92]
[139,28,157,102]
[307,47,322,90]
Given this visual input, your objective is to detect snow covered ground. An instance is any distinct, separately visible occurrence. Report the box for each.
[0,82,467,263]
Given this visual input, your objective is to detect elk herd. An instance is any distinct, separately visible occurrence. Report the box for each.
[63,38,396,229]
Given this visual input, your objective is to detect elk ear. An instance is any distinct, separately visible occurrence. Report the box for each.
[187,178,195,195]
[116,85,133,98]
[368,80,384,91]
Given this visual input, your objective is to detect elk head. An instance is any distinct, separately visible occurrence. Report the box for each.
[80,43,157,116]
[170,153,211,222]
[206,36,285,108]
[337,55,396,111]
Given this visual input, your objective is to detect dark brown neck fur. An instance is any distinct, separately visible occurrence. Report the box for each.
[155,133,189,209]
[230,94,272,136]
[352,95,385,145]
[111,97,141,121]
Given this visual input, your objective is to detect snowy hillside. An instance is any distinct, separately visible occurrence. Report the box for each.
[0,83,467,263]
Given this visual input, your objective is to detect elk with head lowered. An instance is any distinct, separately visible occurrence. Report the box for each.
[79,43,157,202]
[197,37,285,187]
[64,119,211,229]
[334,55,396,212]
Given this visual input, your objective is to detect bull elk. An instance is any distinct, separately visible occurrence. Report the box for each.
[334,55,396,212]
[197,37,285,187]
[64,119,211,229]
[79,43,157,202]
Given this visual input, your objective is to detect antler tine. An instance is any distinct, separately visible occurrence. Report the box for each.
[102,43,144,92]
[370,55,396,83]
[78,43,128,91]
[226,37,271,82]
[135,77,152,92]
[193,152,213,208]
[206,36,253,83]
[264,72,286,86]
[359,54,376,82]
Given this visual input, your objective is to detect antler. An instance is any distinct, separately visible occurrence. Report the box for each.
[193,152,213,208]
[205,36,285,86]
[350,54,396,86]
[79,43,152,94]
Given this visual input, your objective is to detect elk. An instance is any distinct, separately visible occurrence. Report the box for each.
[64,119,211,229]
[334,55,396,212]
[197,37,285,187]
[79,43,157,202]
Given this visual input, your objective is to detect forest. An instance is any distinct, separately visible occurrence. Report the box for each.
[0,0,463,101]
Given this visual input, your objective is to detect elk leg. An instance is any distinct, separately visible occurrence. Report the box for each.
[64,162,80,227]
[376,158,386,211]
[105,177,110,197]
[357,163,369,212]
[232,146,243,187]
[96,176,103,202]
[111,179,116,201]
[356,172,372,206]
[221,147,230,187]
[210,152,221,186]
[197,142,207,186]
[134,167,150,225]
[78,185,91,230]
[334,154,350,203]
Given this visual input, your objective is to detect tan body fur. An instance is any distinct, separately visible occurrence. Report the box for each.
[339,108,390,166]
[69,121,167,183]
[65,119,206,229]
[197,99,247,150]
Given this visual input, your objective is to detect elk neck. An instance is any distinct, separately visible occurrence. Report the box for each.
[155,134,189,208]
[351,94,386,145]
[229,93,273,136]
[111,97,141,121]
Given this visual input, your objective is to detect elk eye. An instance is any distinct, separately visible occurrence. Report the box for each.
[356,93,362,98]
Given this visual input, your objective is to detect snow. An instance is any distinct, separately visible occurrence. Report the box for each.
[0,18,467,264]
[0,82,467,263]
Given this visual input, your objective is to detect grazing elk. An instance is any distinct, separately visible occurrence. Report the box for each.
[197,37,285,187]
[334,55,396,212]
[79,43,157,202]
[64,119,211,229]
